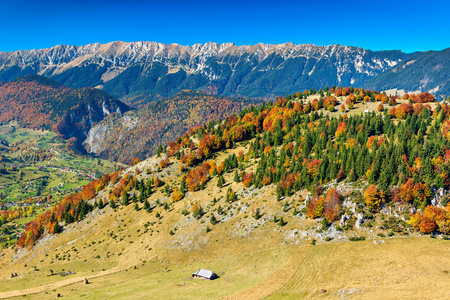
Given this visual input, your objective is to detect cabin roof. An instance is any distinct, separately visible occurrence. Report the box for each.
[192,268,216,279]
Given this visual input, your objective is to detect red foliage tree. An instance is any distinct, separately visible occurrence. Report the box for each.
[323,188,342,222]
[395,103,414,119]
[242,172,254,188]
[186,163,212,191]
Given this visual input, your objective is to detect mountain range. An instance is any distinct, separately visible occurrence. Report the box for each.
[0,41,448,103]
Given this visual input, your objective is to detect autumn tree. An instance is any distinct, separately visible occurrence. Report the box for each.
[377,103,384,112]
[364,184,385,210]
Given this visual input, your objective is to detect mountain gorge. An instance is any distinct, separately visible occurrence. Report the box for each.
[83,90,253,163]
[3,41,445,104]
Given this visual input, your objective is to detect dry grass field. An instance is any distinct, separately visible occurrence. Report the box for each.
[1,236,450,299]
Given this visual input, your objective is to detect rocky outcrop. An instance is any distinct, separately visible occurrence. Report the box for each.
[83,114,139,155]
[55,88,130,140]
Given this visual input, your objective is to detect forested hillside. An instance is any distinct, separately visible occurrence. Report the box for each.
[17,85,450,250]
[0,75,130,140]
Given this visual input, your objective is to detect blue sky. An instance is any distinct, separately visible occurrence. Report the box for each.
[1,0,449,53]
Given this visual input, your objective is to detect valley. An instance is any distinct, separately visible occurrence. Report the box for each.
[0,123,124,248]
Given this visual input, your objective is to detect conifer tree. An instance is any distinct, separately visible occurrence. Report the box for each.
[144,199,150,212]
[157,144,163,157]
[210,214,218,225]
[254,208,261,220]
[234,170,240,182]
[122,192,129,206]
[180,177,187,195]
[217,174,225,187]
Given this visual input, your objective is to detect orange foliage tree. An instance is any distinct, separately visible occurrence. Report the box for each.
[186,162,212,191]
[377,103,384,112]
[364,185,385,210]
[307,195,324,219]
[335,121,347,138]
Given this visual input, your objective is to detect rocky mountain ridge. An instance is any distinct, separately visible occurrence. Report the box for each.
[0,41,415,102]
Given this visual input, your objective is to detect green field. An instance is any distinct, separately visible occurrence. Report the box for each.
[0,123,125,247]
[0,123,122,205]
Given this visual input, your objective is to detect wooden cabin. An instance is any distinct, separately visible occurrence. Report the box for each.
[192,269,218,280]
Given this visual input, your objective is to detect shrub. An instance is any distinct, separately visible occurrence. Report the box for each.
[172,188,184,203]
[192,204,205,219]
[210,214,218,225]
[349,236,366,241]
[181,207,189,216]
[254,208,261,220]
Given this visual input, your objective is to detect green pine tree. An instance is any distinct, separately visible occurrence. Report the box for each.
[122,192,129,206]
[217,175,225,187]
[234,170,240,182]
[144,199,150,212]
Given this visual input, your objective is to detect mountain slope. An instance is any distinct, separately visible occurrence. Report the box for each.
[0,75,130,141]
[0,41,411,103]
[83,90,253,163]
[364,48,450,99]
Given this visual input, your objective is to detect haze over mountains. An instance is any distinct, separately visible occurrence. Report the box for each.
[0,41,448,103]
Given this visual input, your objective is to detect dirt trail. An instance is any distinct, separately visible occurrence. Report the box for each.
[0,268,120,299]
[220,249,307,300]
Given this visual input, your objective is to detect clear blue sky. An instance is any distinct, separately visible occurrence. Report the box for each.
[1,0,449,53]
